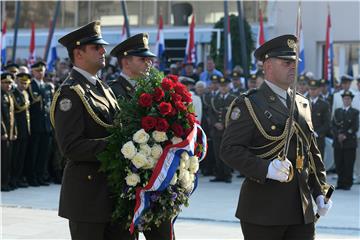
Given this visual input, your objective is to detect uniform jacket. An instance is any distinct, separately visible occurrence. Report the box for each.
[52,69,119,223]
[220,82,327,226]
[332,107,359,149]
[107,75,135,99]
[11,88,31,139]
[1,90,17,140]
[310,98,330,139]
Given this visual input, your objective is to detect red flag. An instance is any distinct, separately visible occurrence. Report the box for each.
[1,20,7,66]
[28,21,35,66]
[184,15,196,64]
[323,5,333,84]
[120,18,127,42]
[257,8,265,47]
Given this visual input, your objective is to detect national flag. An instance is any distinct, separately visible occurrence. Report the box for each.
[28,21,36,66]
[155,15,165,71]
[251,8,265,73]
[324,5,334,87]
[297,6,305,75]
[226,15,232,73]
[184,15,196,65]
[120,18,127,42]
[47,36,57,72]
[1,20,7,68]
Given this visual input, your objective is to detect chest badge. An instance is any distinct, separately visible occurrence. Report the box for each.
[230,107,241,120]
[59,98,72,112]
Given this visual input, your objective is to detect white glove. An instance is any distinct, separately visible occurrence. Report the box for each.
[266,158,292,182]
[316,195,333,216]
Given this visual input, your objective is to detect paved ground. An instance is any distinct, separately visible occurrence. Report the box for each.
[1,173,360,239]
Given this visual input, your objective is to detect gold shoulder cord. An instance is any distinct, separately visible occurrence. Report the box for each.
[11,93,30,113]
[211,97,221,114]
[29,84,42,105]
[225,97,238,128]
[50,86,114,129]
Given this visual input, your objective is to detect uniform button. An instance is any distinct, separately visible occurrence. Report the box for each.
[87,175,92,180]
[271,125,276,130]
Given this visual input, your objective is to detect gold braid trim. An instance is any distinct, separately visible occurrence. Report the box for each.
[49,89,61,128]
[11,93,30,113]
[70,85,114,129]
[29,84,42,105]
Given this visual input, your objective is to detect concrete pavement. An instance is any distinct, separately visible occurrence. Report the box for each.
[1,173,360,239]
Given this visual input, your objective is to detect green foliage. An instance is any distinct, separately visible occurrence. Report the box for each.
[210,14,255,73]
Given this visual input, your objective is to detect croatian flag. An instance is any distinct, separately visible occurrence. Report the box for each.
[120,18,127,42]
[28,21,36,67]
[1,20,7,67]
[251,8,265,73]
[184,15,196,64]
[226,15,232,73]
[297,10,305,75]
[47,37,58,72]
[155,15,165,71]
[324,6,334,87]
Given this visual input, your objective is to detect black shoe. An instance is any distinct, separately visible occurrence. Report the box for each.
[1,186,11,192]
[16,181,29,188]
[28,180,40,187]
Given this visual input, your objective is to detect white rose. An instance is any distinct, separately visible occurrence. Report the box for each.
[131,152,147,169]
[152,131,168,142]
[139,144,152,157]
[171,136,183,144]
[179,169,190,187]
[121,141,137,159]
[189,156,199,173]
[133,129,150,144]
[181,152,190,169]
[185,182,195,193]
[189,173,195,183]
[179,159,186,169]
[125,173,140,186]
[143,157,156,169]
[151,144,163,159]
[170,173,178,185]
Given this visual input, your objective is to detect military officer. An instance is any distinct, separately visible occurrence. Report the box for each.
[109,33,173,240]
[307,79,331,158]
[52,21,133,240]
[247,74,257,90]
[230,71,245,96]
[209,77,236,183]
[5,63,20,75]
[319,78,333,108]
[332,75,356,115]
[332,90,359,190]
[1,73,17,191]
[297,74,309,96]
[220,35,332,240]
[10,73,31,188]
[107,33,156,99]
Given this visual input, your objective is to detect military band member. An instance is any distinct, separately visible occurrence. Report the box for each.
[210,77,236,183]
[307,79,331,158]
[221,35,332,240]
[52,21,133,240]
[332,90,359,190]
[1,73,17,191]
[10,73,31,188]
[230,71,245,96]
[109,32,173,240]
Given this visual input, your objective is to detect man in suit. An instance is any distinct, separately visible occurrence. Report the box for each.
[107,33,156,99]
[109,33,173,240]
[307,79,331,158]
[332,90,359,190]
[52,21,134,240]
[220,35,332,240]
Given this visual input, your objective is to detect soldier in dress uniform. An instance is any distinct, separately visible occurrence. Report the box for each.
[5,63,20,75]
[107,33,156,99]
[109,32,173,240]
[10,73,31,188]
[297,74,308,96]
[332,90,359,190]
[230,71,245,96]
[51,21,133,240]
[307,79,331,158]
[26,61,52,186]
[319,78,333,108]
[209,77,236,183]
[247,74,257,90]
[1,73,17,191]
[220,35,332,240]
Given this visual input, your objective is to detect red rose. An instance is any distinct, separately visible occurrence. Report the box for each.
[171,93,182,102]
[166,74,179,83]
[138,93,153,107]
[168,107,178,117]
[184,127,192,137]
[153,87,165,102]
[158,102,173,115]
[171,122,184,137]
[141,116,157,132]
[161,78,174,91]
[182,92,193,103]
[174,83,186,95]
[155,118,169,132]
[186,113,196,126]
[174,101,187,112]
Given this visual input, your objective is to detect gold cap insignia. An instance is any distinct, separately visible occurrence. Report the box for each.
[124,51,128,56]
[143,36,149,48]
[94,23,101,35]
[269,95,276,101]
[287,39,296,49]
[76,41,80,46]
[6,75,13,81]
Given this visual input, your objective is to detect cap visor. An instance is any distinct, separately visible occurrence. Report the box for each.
[91,39,109,45]
[129,49,156,58]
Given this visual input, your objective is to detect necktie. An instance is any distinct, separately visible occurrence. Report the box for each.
[96,80,105,96]
[286,94,291,109]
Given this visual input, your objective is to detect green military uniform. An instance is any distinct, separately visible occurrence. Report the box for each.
[332,90,359,190]
[10,73,31,188]
[230,71,246,96]
[220,35,329,240]
[53,21,135,240]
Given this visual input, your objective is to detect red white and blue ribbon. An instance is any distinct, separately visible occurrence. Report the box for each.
[129,123,207,233]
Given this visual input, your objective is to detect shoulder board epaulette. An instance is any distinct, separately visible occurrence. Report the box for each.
[60,76,76,88]
[241,88,258,97]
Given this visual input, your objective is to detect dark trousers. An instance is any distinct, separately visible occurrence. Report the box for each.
[1,140,12,188]
[316,137,325,159]
[240,221,315,240]
[69,220,136,240]
[11,136,29,185]
[142,220,174,240]
[334,147,356,188]
[213,134,232,180]
[200,138,215,175]
[26,132,49,183]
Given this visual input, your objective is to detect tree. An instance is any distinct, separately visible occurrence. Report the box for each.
[210,14,254,74]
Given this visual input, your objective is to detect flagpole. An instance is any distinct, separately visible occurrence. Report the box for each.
[121,0,131,37]
[236,0,249,87]
[44,0,61,62]
[12,1,21,62]
[223,0,229,76]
